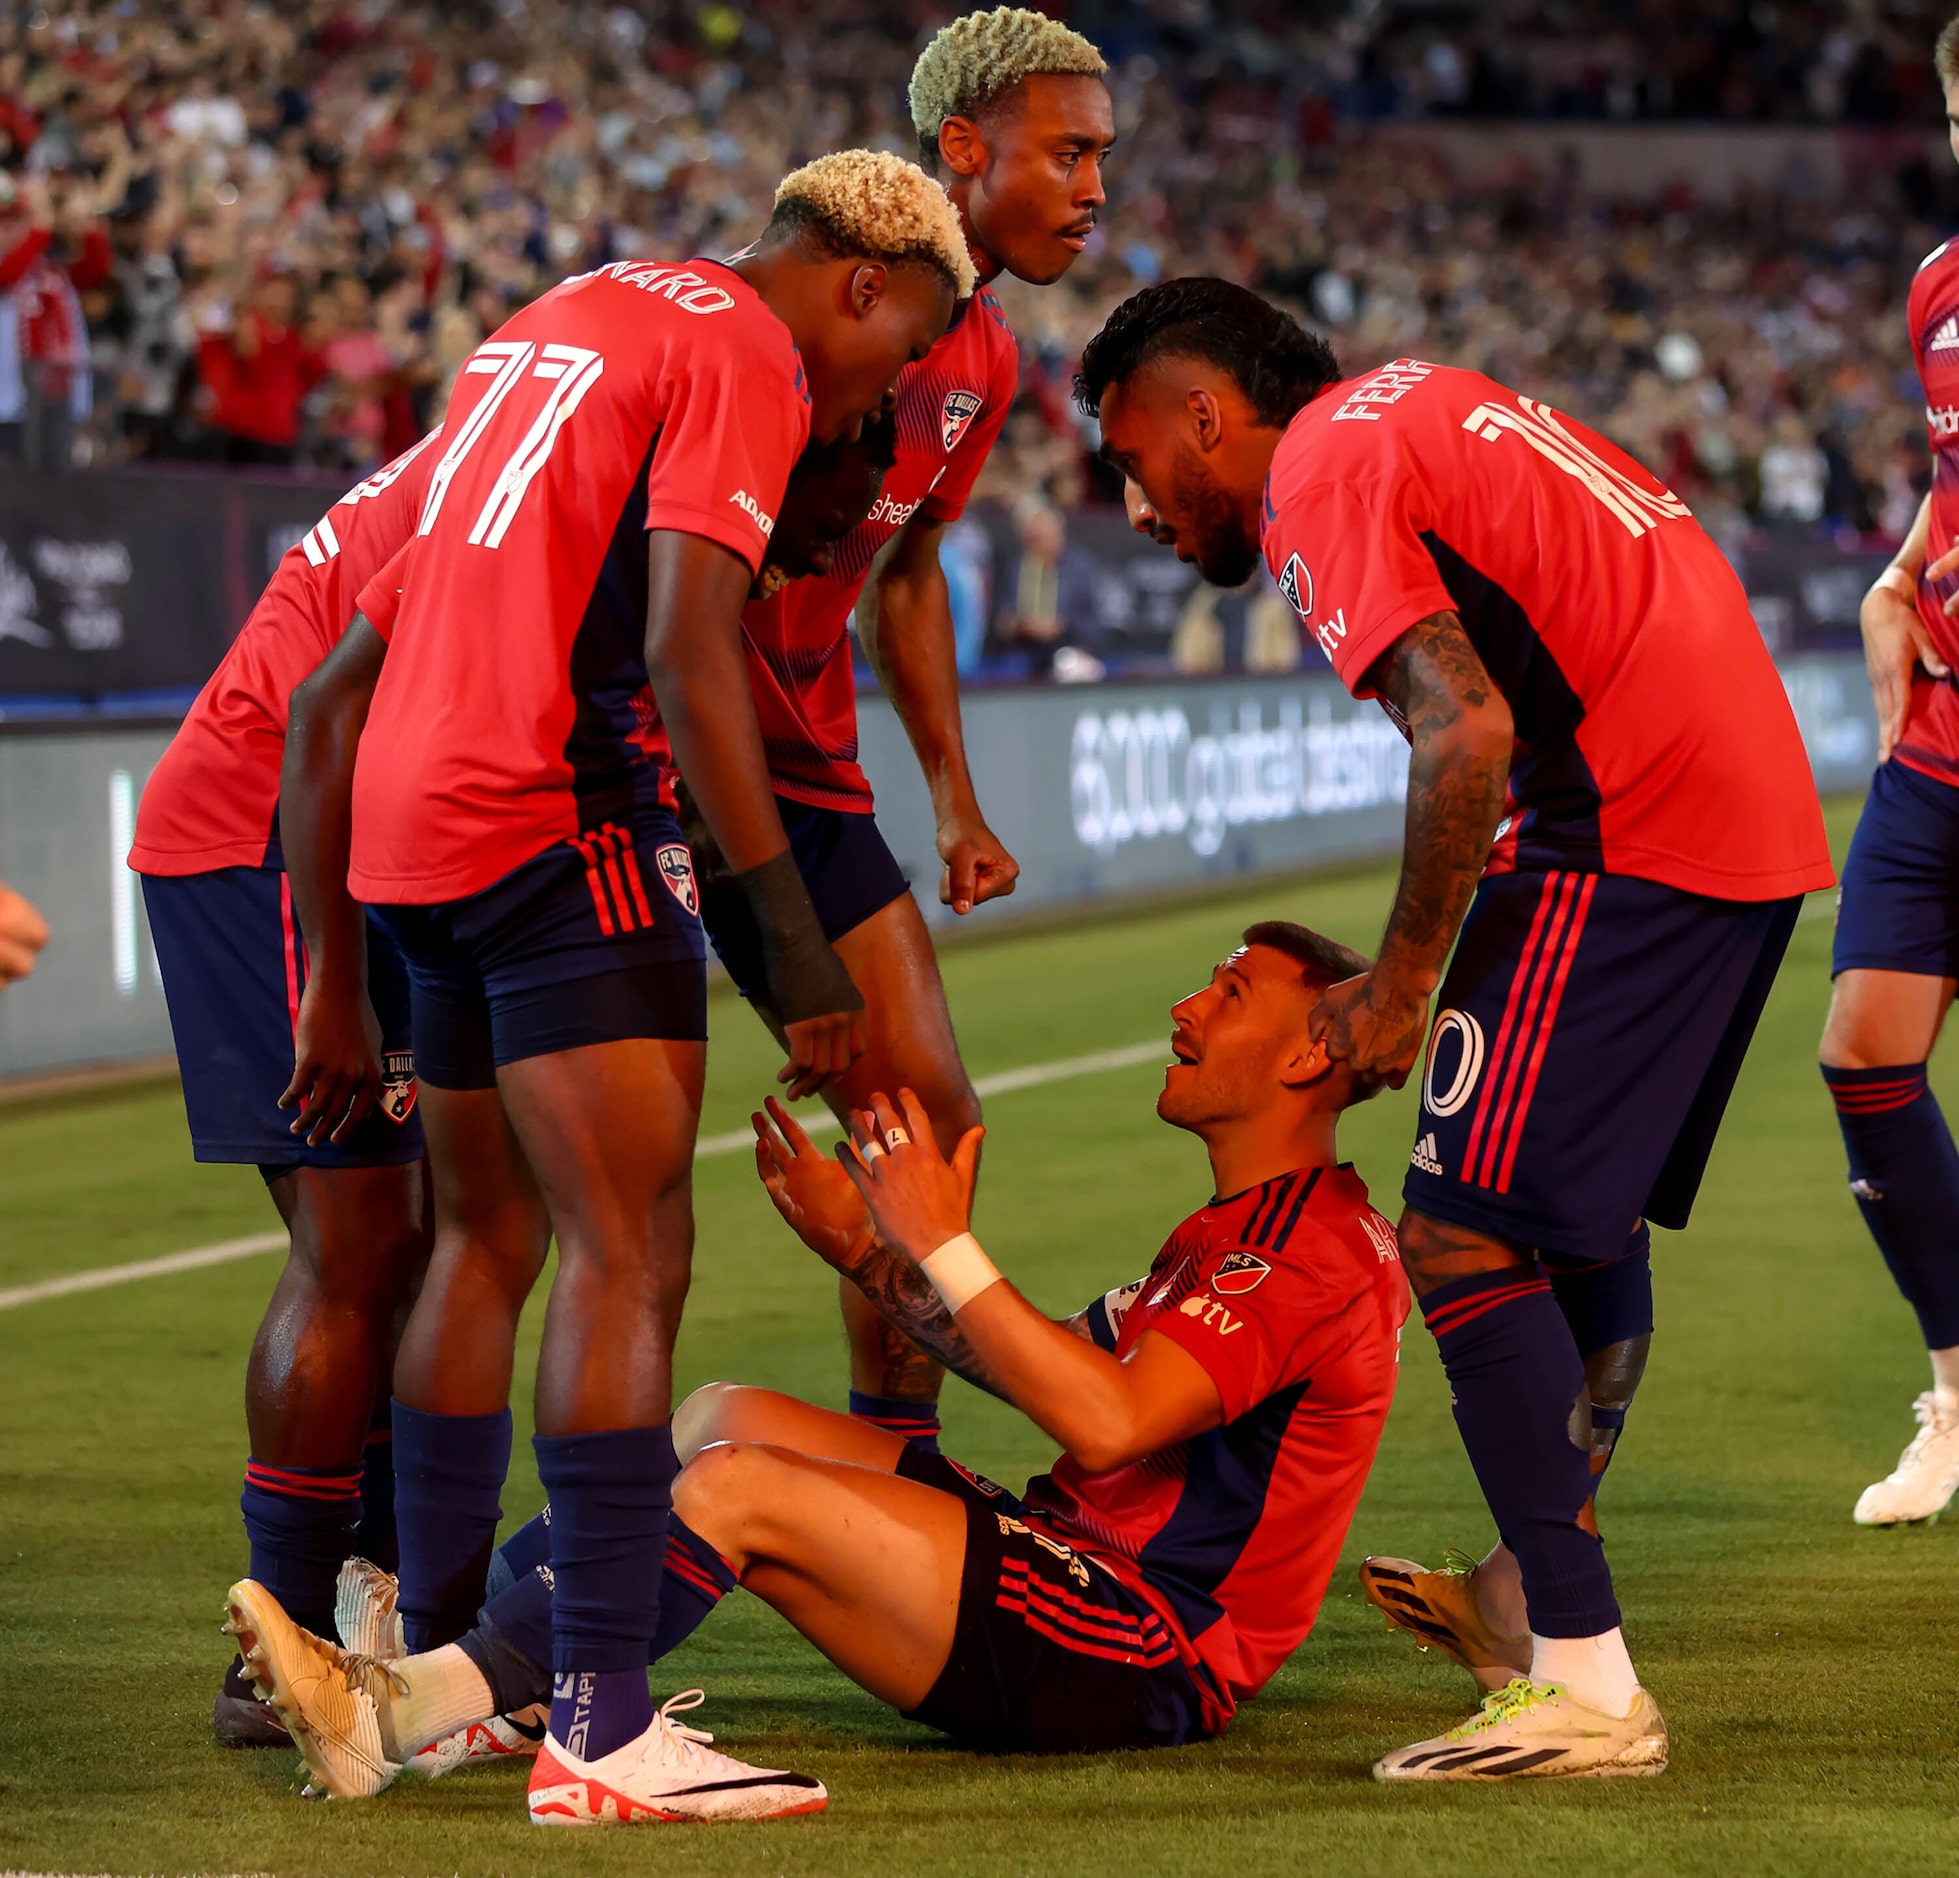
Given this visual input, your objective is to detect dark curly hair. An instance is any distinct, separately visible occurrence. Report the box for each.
[1241,920,1369,994]
[1073,277,1340,426]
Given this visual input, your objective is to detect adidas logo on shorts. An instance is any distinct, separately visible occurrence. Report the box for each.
[1410,1132,1444,1176]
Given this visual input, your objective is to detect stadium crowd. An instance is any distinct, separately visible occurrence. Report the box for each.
[0,0,1950,555]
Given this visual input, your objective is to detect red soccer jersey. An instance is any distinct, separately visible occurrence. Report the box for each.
[128,433,440,877]
[1020,1162,1407,1729]
[700,287,1016,812]
[1900,240,1959,785]
[347,260,810,905]
[1262,360,1834,902]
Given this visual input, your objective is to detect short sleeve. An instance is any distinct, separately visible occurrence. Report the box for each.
[920,318,1018,524]
[643,317,811,577]
[355,540,413,643]
[1264,436,1455,701]
[1145,1239,1365,1422]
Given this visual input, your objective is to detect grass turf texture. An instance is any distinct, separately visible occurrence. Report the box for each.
[2,794,1954,1877]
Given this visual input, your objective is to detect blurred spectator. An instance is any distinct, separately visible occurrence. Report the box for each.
[0,163,113,467]
[1758,410,1830,526]
[193,269,323,466]
[1174,575,1305,676]
[997,499,1103,679]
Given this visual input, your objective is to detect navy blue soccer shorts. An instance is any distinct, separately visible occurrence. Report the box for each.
[692,795,911,1008]
[894,1448,1214,1752]
[1832,759,1959,980]
[372,804,707,1091]
[142,865,423,1174]
[1405,869,1802,1259]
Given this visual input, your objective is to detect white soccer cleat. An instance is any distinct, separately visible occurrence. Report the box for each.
[527,1689,828,1825]
[1373,1677,1668,1782]
[334,1557,406,1661]
[408,1703,549,1778]
[1854,1392,1959,1527]
[224,1579,404,1800]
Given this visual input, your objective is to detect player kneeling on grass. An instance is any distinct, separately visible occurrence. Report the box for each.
[229,922,1407,1793]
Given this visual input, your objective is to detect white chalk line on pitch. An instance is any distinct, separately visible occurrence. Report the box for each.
[0,1039,1168,1316]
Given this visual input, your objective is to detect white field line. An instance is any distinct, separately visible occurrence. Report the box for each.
[0,1039,1167,1316]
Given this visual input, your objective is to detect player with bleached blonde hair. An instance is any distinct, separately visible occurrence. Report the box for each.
[235,147,964,1830]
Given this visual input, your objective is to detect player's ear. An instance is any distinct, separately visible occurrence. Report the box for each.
[846,261,889,319]
[1277,1035,1333,1091]
[1186,385,1226,454]
[936,115,985,180]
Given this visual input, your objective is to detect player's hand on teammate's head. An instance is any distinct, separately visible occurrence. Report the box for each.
[278,979,385,1146]
[752,1095,876,1270]
[0,879,50,989]
[1306,969,1429,1092]
[838,1088,984,1263]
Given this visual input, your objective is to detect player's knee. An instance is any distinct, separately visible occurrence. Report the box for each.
[672,1380,747,1461]
[673,1439,792,1540]
[284,1188,425,1310]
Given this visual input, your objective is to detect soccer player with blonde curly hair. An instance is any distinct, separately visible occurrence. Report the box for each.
[232,148,965,1828]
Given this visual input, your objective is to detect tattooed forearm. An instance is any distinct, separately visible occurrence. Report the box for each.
[1371,610,1513,989]
[839,1242,1009,1399]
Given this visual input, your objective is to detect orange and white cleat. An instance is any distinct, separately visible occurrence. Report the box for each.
[1359,1550,1532,1693]
[527,1689,827,1825]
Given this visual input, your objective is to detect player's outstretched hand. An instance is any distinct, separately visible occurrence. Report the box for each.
[0,878,50,988]
[839,1088,984,1264]
[279,979,383,1147]
[1307,968,1429,1091]
[752,1095,875,1270]
[1864,558,1953,763]
[779,1007,869,1102]
[937,809,1020,917]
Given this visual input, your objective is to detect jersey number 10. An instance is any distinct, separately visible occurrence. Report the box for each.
[418,340,607,549]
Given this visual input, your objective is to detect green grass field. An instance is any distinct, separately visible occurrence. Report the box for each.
[4,795,1956,1877]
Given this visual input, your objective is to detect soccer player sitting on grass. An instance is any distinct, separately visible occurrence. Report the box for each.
[227,921,1407,1798]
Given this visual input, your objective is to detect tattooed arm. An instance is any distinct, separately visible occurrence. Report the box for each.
[1309,610,1513,1088]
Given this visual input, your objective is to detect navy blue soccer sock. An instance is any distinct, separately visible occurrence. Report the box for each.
[240,1458,363,1637]
[1823,1063,1959,1349]
[1421,1264,1619,1639]
[535,1424,677,1762]
[485,1506,554,1602]
[392,1401,512,1653]
[354,1400,398,1572]
[1544,1227,1655,1495]
[849,1389,942,1455]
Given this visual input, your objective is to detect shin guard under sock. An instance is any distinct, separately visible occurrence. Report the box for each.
[392,1401,512,1653]
[1422,1266,1620,1638]
[535,1424,677,1761]
[241,1459,362,1636]
[355,1398,398,1572]
[1823,1063,1959,1348]
[849,1389,943,1455]
[1545,1227,1654,1495]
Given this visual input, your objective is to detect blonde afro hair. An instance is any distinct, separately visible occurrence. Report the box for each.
[909,7,1107,160]
[771,149,976,297]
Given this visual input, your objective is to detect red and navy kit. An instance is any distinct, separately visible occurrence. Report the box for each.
[1832,243,1959,982]
[1262,361,1832,1253]
[906,1164,1407,1749]
[347,261,807,1075]
[349,258,809,907]
[130,437,439,1171]
[130,432,439,875]
[1263,358,1832,903]
[1898,238,1959,786]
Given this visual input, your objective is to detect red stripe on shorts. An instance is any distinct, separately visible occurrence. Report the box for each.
[1494,873,1597,1193]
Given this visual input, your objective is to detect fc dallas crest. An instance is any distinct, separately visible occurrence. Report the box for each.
[378,1051,418,1124]
[656,843,700,917]
[941,388,984,453]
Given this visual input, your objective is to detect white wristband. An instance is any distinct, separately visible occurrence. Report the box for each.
[1872,565,1917,603]
[919,1232,1002,1314]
